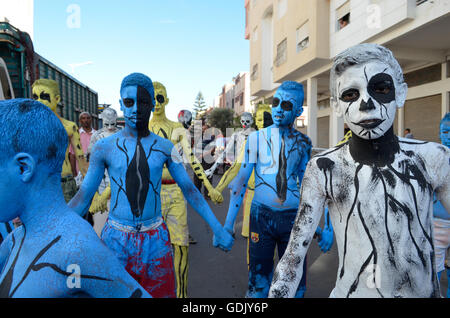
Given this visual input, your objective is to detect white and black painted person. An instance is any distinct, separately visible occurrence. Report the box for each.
[219,81,313,298]
[0,99,150,298]
[68,73,234,297]
[269,43,450,298]
[84,107,121,234]
[205,112,255,179]
[433,112,450,297]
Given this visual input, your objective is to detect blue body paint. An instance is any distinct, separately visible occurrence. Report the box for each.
[69,73,233,296]
[0,99,149,298]
[220,81,318,297]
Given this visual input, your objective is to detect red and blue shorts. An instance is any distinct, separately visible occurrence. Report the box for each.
[101,216,176,298]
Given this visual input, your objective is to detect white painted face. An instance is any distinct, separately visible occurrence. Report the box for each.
[100,108,118,132]
[332,61,407,140]
[240,113,253,129]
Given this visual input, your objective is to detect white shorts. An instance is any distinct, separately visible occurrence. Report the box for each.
[433,218,450,273]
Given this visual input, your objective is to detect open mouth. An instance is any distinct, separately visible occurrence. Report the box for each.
[353,118,384,129]
[274,115,284,120]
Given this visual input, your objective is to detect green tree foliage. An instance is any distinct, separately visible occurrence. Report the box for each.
[207,108,236,136]
[193,91,207,118]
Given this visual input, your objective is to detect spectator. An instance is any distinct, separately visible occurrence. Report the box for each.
[404,128,414,139]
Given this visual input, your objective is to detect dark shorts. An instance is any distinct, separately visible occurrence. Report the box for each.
[247,202,307,298]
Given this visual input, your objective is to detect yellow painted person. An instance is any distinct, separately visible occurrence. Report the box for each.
[148,81,223,298]
[215,104,273,240]
[32,79,88,202]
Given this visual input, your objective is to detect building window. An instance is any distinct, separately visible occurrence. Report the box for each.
[277,0,287,19]
[296,21,310,53]
[336,1,350,31]
[275,38,287,67]
[251,63,259,81]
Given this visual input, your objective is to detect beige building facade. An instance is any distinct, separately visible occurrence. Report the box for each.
[246,0,450,147]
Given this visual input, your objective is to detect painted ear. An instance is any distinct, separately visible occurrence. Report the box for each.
[296,106,304,117]
[119,99,124,111]
[13,153,35,183]
[55,95,61,105]
[395,83,408,108]
[331,97,343,117]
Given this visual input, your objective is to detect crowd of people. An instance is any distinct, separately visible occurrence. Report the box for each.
[0,43,448,298]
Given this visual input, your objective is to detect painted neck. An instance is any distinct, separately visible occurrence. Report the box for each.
[349,126,399,167]
[123,123,149,139]
[151,111,168,122]
[18,175,67,229]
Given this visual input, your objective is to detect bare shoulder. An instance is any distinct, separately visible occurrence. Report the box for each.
[60,118,78,136]
[398,137,450,164]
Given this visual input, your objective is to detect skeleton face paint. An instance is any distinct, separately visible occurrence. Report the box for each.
[121,85,153,137]
[240,112,254,129]
[153,86,168,116]
[177,110,192,129]
[32,85,59,113]
[336,62,399,140]
[100,108,118,133]
[271,89,303,128]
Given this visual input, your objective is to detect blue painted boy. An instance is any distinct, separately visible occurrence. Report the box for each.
[0,99,150,298]
[434,112,450,297]
[219,81,313,297]
[69,73,234,297]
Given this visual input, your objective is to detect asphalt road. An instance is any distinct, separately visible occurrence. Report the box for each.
[186,171,449,298]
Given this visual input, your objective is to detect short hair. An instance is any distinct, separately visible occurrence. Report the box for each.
[99,107,117,121]
[278,81,304,107]
[0,99,67,174]
[441,112,450,126]
[120,73,155,106]
[153,81,167,95]
[330,43,405,99]
[79,111,91,120]
[405,128,411,132]
[32,79,60,96]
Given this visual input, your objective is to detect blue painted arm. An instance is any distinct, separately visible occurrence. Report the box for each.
[68,141,106,217]
[223,137,256,234]
[166,145,234,251]
[316,208,334,253]
[433,193,449,220]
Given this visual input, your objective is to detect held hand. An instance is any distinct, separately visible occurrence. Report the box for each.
[317,226,334,253]
[205,167,214,179]
[208,188,224,204]
[213,227,234,252]
[89,191,108,214]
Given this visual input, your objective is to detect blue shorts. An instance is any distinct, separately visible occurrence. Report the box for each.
[248,202,307,298]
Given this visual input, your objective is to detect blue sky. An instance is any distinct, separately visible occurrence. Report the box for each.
[34,0,249,120]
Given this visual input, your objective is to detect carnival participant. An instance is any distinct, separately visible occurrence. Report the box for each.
[0,99,150,298]
[219,81,312,298]
[434,112,450,298]
[86,107,121,234]
[32,79,88,202]
[148,82,223,298]
[69,73,233,297]
[269,43,450,298]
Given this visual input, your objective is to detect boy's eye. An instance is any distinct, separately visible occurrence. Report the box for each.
[272,98,280,107]
[123,98,135,108]
[340,89,360,102]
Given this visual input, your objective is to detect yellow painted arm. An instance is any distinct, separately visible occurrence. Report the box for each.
[179,131,224,204]
[89,186,111,214]
[215,142,246,194]
[70,124,88,176]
